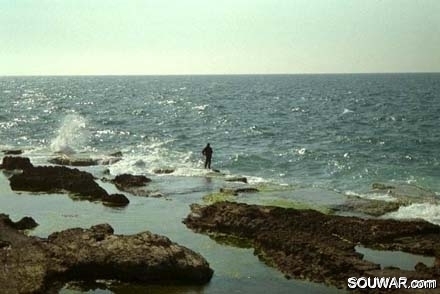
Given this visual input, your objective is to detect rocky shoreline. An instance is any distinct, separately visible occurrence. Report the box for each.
[184,201,440,290]
[1,156,130,206]
[0,214,213,293]
[2,154,440,293]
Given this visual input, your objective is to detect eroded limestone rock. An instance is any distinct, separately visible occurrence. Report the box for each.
[0,214,213,293]
[184,201,440,289]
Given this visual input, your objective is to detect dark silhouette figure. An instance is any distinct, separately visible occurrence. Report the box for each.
[202,143,213,169]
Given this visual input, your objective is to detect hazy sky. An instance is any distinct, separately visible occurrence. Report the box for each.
[1,0,439,75]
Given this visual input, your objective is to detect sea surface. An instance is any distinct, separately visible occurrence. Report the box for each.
[0,74,439,293]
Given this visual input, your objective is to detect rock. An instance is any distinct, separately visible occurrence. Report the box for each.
[13,216,39,230]
[150,192,165,198]
[102,193,130,207]
[98,157,122,165]
[219,187,259,195]
[49,155,121,166]
[372,183,395,190]
[415,262,429,272]
[9,166,107,198]
[184,201,440,289]
[225,177,248,184]
[0,156,33,170]
[2,149,23,155]
[332,198,401,216]
[153,168,175,174]
[109,151,123,157]
[0,214,38,230]
[7,161,129,207]
[113,174,151,187]
[0,214,213,293]
[0,240,10,248]
[112,174,152,196]
[49,156,99,166]
[372,182,437,202]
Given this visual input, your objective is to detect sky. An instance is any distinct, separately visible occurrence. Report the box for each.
[1,0,439,75]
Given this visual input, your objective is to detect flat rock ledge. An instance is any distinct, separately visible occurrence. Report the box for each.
[1,156,129,207]
[184,201,440,290]
[0,214,213,293]
[111,173,152,197]
[48,155,121,167]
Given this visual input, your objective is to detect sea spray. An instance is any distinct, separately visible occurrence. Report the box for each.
[384,203,440,226]
[50,114,89,154]
[109,136,202,176]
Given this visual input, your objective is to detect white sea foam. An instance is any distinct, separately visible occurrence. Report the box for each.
[296,147,306,155]
[345,190,397,202]
[106,137,274,185]
[246,175,268,184]
[172,167,213,177]
[50,114,89,155]
[384,203,440,225]
[192,104,208,111]
[342,108,354,114]
[108,137,200,176]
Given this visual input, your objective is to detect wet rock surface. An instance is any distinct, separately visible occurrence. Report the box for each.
[333,183,439,217]
[224,176,248,184]
[0,156,34,170]
[112,173,152,197]
[184,201,440,290]
[101,193,130,206]
[153,168,175,174]
[2,156,129,207]
[49,155,121,166]
[331,197,401,217]
[219,187,259,195]
[372,182,438,203]
[2,149,23,155]
[0,214,213,293]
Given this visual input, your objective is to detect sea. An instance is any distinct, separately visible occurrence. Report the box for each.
[0,73,439,293]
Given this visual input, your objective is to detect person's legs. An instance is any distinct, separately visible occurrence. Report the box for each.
[207,157,211,169]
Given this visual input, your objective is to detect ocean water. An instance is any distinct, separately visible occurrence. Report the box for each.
[0,74,439,292]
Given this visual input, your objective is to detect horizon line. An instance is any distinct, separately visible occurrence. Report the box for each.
[1,71,439,78]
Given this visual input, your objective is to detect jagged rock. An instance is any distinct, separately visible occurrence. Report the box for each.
[109,151,123,157]
[219,187,259,195]
[49,154,122,167]
[6,160,129,207]
[98,157,122,165]
[2,149,23,155]
[225,177,248,184]
[12,216,39,230]
[153,168,175,174]
[331,198,401,216]
[113,174,151,187]
[0,214,213,293]
[102,193,130,206]
[0,240,10,248]
[149,192,165,198]
[372,183,395,190]
[9,166,107,199]
[372,182,437,201]
[112,174,151,196]
[49,156,99,166]
[1,215,38,230]
[184,201,440,289]
[0,156,33,170]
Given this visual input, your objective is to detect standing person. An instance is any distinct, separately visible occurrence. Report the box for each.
[202,143,213,169]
